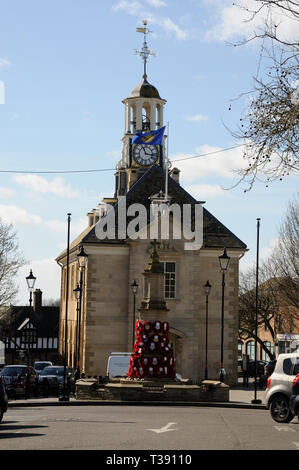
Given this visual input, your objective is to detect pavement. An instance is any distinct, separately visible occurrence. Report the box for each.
[6,381,267,410]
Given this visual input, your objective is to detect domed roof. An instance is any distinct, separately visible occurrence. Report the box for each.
[129,75,162,99]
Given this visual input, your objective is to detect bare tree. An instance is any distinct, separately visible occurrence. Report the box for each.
[0,219,25,307]
[239,192,299,358]
[239,265,278,360]
[43,298,60,307]
[266,192,299,309]
[230,1,299,190]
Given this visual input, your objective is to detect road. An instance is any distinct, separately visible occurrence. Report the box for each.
[0,405,298,451]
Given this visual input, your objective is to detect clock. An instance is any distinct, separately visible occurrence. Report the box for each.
[133,144,159,166]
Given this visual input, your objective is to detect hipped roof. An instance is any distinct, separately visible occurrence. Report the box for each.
[57,164,247,260]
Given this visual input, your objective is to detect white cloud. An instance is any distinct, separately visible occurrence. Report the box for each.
[0,187,15,198]
[111,1,188,40]
[260,237,279,261]
[0,204,87,236]
[185,114,208,122]
[44,217,87,236]
[239,236,279,274]
[0,58,11,68]
[162,17,188,40]
[111,1,143,15]
[0,205,43,226]
[185,183,230,200]
[13,174,80,199]
[172,143,247,182]
[205,0,299,44]
[146,0,166,7]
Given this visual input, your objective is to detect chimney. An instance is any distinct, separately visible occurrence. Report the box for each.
[33,289,42,314]
[170,167,180,184]
[87,212,94,227]
[93,208,100,224]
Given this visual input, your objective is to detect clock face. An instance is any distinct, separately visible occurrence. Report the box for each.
[133,144,159,166]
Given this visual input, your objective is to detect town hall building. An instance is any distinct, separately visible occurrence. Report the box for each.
[56,23,247,386]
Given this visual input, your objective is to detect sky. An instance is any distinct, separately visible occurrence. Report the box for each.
[0,0,297,304]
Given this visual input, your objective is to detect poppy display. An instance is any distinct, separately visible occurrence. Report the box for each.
[128,320,175,379]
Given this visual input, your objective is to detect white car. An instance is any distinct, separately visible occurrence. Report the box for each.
[265,353,299,423]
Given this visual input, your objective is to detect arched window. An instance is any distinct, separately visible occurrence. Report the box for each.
[246,340,255,360]
[142,104,150,131]
[261,341,274,361]
[130,105,136,133]
[156,104,161,129]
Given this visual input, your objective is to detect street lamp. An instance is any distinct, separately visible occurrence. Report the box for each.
[204,280,212,380]
[73,283,81,370]
[76,245,88,379]
[131,280,139,351]
[218,247,230,383]
[26,270,36,307]
[25,270,36,366]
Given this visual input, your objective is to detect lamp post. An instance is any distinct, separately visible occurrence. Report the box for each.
[218,247,230,383]
[131,280,138,351]
[59,213,71,402]
[252,218,262,404]
[73,283,81,370]
[26,269,36,366]
[204,280,212,380]
[76,245,88,379]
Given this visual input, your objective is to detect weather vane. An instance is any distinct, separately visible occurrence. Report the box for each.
[134,19,156,79]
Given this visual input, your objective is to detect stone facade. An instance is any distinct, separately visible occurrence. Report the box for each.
[56,53,247,387]
[57,234,244,385]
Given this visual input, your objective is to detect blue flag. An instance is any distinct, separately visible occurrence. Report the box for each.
[131,126,166,145]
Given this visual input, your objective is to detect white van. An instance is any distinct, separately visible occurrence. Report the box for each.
[106,352,131,379]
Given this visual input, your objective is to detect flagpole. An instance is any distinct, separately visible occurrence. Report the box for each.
[165,121,169,203]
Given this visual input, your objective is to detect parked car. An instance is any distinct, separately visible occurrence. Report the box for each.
[107,353,131,379]
[248,360,268,377]
[264,360,277,377]
[265,353,299,423]
[0,378,8,423]
[289,373,299,420]
[38,366,76,395]
[34,361,52,374]
[0,365,39,399]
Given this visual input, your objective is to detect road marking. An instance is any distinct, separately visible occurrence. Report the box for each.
[274,426,296,433]
[146,422,178,434]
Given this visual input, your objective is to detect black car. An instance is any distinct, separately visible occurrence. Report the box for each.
[248,360,268,377]
[38,366,76,396]
[289,373,299,419]
[0,365,39,399]
[34,361,53,374]
[0,378,8,423]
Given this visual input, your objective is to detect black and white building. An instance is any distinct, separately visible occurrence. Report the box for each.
[3,289,59,365]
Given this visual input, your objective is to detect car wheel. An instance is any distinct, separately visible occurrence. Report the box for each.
[0,409,3,423]
[270,395,294,423]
